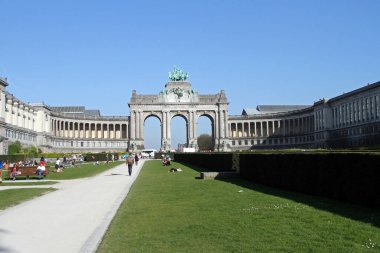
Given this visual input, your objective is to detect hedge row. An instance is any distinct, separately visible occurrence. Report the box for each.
[174,153,237,172]
[239,153,380,208]
[0,154,28,163]
[83,153,119,162]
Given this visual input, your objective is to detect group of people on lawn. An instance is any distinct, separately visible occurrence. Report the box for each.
[0,157,47,181]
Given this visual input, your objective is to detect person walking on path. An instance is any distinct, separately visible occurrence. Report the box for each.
[134,153,139,166]
[126,154,134,176]
[0,160,3,184]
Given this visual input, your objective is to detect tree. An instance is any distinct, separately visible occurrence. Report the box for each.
[197,134,213,151]
[23,145,39,158]
[8,141,22,155]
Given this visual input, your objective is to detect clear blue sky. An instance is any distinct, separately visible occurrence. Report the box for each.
[1,0,380,150]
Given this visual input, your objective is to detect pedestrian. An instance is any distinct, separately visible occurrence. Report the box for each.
[11,164,17,181]
[126,153,134,176]
[134,153,139,166]
[0,160,3,184]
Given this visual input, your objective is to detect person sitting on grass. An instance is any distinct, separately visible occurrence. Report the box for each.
[162,157,171,166]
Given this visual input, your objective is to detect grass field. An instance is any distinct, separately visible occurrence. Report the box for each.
[45,161,123,180]
[98,160,380,252]
[0,188,55,211]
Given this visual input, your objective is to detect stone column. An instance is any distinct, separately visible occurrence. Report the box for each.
[140,112,144,140]
[162,111,167,140]
[130,111,135,139]
[188,110,197,147]
[135,111,140,139]
[254,122,257,136]
[215,110,219,139]
[166,112,171,140]
[13,101,18,126]
[224,110,228,138]
[82,123,85,139]
[126,122,129,138]
[219,110,225,138]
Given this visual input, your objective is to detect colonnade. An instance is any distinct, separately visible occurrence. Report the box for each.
[331,94,380,129]
[229,116,314,138]
[51,119,129,139]
[3,98,35,131]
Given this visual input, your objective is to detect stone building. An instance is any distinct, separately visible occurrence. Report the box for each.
[0,75,379,154]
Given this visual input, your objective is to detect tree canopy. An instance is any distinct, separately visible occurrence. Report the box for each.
[197,134,213,151]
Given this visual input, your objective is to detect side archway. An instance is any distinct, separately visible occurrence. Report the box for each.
[143,113,162,150]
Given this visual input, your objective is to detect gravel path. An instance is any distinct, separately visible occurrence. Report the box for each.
[0,160,145,253]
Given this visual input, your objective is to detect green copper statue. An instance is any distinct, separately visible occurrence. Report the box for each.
[169,66,189,81]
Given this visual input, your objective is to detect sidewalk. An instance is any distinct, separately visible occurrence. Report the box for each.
[0,160,145,253]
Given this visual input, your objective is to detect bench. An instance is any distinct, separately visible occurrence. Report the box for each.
[7,166,50,180]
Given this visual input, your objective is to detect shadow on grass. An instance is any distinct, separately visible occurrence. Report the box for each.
[218,177,380,228]
[178,161,380,228]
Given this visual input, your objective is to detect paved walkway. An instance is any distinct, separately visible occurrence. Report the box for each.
[0,160,145,253]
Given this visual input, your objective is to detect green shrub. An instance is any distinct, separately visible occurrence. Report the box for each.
[7,141,22,155]
[239,153,380,208]
[174,152,236,172]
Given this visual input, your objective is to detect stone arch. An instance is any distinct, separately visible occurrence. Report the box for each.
[128,81,230,152]
[170,113,189,150]
[143,113,162,149]
[196,112,215,149]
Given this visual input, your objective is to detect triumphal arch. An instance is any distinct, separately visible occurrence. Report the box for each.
[128,68,230,152]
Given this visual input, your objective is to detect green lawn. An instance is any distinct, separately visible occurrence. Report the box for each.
[46,161,123,180]
[1,161,123,181]
[0,188,56,210]
[98,160,380,252]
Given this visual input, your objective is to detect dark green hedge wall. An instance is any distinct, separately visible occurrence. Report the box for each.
[84,153,119,162]
[239,153,380,208]
[0,154,28,163]
[174,153,236,172]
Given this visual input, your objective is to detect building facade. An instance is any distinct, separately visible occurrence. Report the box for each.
[0,76,379,154]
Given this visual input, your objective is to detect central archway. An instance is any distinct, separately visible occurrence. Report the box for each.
[197,114,214,151]
[170,114,188,151]
[128,81,230,152]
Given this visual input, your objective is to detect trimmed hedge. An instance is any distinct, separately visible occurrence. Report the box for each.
[239,153,380,208]
[174,153,237,172]
[0,154,28,163]
[84,153,119,162]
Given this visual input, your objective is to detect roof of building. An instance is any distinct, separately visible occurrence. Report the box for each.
[50,106,101,117]
[327,80,380,103]
[242,105,311,115]
[0,76,8,87]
